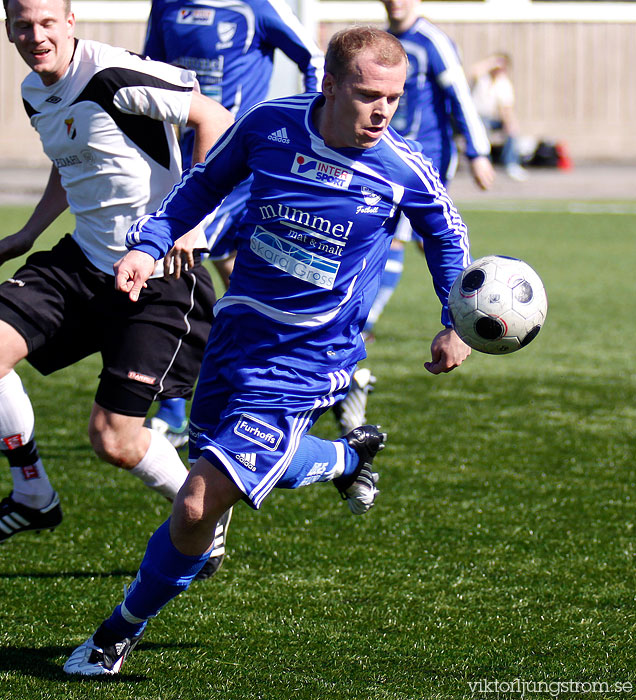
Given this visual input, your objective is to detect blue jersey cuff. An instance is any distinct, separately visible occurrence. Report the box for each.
[128,241,165,260]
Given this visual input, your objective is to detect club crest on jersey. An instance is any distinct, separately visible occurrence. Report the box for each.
[291,154,353,190]
[361,186,381,206]
[234,414,282,452]
[217,21,237,46]
[64,117,77,140]
[356,186,381,214]
[177,8,215,25]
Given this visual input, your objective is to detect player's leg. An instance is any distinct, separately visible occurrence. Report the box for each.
[64,457,243,676]
[0,238,95,541]
[190,355,387,515]
[281,425,387,515]
[331,366,377,435]
[144,397,189,450]
[63,361,388,676]
[88,405,188,500]
[0,320,61,540]
[98,264,229,570]
[362,237,405,343]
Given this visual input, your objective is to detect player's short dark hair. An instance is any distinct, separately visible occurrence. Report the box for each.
[325,26,407,84]
[4,0,72,20]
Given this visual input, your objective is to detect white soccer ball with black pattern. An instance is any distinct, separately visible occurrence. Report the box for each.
[448,255,548,354]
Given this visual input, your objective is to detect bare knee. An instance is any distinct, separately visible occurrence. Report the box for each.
[0,321,28,376]
[88,407,148,469]
[172,489,211,530]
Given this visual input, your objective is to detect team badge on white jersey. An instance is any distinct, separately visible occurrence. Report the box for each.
[291,153,353,190]
[64,117,77,140]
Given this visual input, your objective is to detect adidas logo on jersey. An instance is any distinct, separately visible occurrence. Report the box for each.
[268,128,290,144]
[235,452,257,471]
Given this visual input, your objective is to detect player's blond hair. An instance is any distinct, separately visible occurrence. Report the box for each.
[325,26,407,84]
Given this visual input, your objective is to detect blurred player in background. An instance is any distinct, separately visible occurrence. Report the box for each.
[64,26,471,677]
[363,0,494,343]
[470,52,528,181]
[143,0,324,445]
[0,0,232,553]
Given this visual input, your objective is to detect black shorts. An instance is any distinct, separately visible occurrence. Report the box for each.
[0,235,215,417]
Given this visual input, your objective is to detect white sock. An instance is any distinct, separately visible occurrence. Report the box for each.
[331,440,346,479]
[0,371,55,509]
[130,428,189,500]
[0,370,35,447]
[10,459,55,509]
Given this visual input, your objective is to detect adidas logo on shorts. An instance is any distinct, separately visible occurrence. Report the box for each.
[267,127,290,144]
[235,452,257,471]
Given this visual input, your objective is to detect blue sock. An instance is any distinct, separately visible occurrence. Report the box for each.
[155,398,187,430]
[364,245,404,334]
[282,434,358,488]
[97,520,210,643]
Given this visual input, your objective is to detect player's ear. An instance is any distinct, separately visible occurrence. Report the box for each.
[6,17,15,43]
[66,11,75,38]
[322,72,337,99]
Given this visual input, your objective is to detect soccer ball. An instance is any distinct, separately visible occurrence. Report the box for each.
[448,255,548,354]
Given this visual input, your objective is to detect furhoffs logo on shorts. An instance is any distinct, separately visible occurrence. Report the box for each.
[233,414,283,451]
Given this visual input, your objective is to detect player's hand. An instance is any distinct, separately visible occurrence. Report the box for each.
[424,328,471,375]
[114,250,156,302]
[164,226,206,279]
[470,156,495,191]
[0,231,38,267]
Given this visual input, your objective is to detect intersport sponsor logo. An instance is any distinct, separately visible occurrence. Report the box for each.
[291,153,353,189]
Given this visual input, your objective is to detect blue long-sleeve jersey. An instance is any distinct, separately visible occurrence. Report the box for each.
[144,0,323,166]
[127,93,471,370]
[390,18,490,183]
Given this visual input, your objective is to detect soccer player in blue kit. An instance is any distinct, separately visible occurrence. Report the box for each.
[143,0,324,444]
[142,0,325,576]
[64,26,472,676]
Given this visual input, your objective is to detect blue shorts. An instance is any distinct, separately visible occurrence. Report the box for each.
[189,319,355,509]
[201,178,252,260]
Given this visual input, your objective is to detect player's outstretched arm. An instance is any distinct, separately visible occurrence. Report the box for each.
[114,250,157,302]
[424,328,471,375]
[0,165,68,267]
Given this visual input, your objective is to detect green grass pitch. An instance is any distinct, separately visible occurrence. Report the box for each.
[0,203,634,699]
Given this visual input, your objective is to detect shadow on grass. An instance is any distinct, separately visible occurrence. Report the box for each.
[0,569,137,579]
[0,641,198,682]
[0,643,146,682]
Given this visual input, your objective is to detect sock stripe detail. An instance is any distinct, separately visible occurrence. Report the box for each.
[120,601,147,625]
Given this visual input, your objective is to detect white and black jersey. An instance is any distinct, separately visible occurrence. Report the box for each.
[21,39,196,276]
